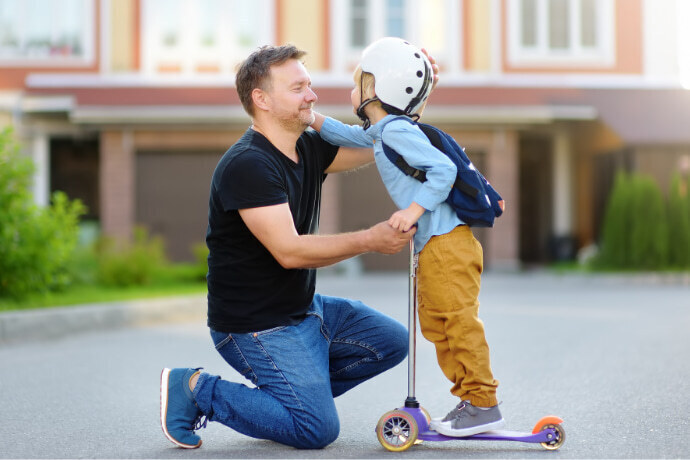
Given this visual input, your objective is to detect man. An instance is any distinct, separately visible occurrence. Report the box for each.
[160,44,435,449]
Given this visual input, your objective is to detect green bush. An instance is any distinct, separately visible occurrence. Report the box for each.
[596,171,632,268]
[667,173,690,268]
[628,175,668,269]
[191,242,209,281]
[595,170,689,271]
[0,128,86,298]
[95,227,166,287]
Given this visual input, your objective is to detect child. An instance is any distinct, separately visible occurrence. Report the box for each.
[311,37,504,437]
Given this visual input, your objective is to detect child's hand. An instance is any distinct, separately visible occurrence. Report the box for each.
[388,203,426,232]
[310,111,325,131]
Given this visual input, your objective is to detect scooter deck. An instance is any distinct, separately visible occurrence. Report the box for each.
[417,428,556,443]
[405,407,562,444]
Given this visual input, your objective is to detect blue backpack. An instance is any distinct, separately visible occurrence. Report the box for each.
[381,117,504,227]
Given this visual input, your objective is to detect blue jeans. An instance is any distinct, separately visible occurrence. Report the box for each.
[193,293,408,449]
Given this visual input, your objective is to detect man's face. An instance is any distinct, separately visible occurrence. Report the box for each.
[264,59,317,131]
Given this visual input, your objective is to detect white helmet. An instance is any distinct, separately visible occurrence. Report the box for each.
[360,37,433,116]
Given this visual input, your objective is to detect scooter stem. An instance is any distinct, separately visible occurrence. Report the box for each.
[405,240,419,408]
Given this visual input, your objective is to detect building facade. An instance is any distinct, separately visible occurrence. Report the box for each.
[1,0,689,270]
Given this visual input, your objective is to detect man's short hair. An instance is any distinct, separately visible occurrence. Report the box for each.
[235,44,307,117]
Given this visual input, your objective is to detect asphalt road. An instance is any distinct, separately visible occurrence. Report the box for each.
[1,272,689,459]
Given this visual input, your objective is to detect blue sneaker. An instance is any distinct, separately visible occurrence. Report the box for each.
[160,368,206,448]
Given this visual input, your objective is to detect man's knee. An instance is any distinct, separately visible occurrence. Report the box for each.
[292,412,340,449]
[385,319,409,367]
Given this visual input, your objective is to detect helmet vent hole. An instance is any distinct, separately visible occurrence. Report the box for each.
[406,87,413,94]
[417,71,423,77]
[414,53,421,58]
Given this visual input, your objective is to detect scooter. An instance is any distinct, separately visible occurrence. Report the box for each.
[374,242,566,452]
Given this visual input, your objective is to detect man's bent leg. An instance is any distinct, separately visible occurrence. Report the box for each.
[194,315,339,449]
[317,294,408,397]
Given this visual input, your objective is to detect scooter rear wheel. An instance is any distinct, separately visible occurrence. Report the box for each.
[375,410,418,452]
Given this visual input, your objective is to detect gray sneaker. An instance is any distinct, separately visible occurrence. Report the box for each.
[430,400,505,437]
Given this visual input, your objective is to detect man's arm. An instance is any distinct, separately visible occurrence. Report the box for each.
[239,203,415,269]
[326,147,374,173]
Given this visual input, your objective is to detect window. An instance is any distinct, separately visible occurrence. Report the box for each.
[331,0,459,74]
[386,0,405,38]
[350,0,368,48]
[142,0,274,75]
[508,0,614,66]
[0,0,94,65]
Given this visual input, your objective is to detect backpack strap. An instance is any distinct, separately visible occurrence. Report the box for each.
[381,116,428,181]
[416,124,479,198]
[382,118,480,199]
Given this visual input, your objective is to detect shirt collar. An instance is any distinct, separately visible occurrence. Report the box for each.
[365,114,410,138]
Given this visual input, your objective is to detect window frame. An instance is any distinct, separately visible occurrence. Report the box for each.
[141,0,275,76]
[507,0,615,68]
[0,0,96,67]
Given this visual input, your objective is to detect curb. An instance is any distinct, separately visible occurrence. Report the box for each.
[1,271,688,346]
[0,294,206,346]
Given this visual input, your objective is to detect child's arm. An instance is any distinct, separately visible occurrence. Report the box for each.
[382,121,457,218]
[313,112,376,173]
[311,112,326,132]
[312,112,373,149]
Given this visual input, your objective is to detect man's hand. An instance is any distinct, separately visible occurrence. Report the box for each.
[367,221,416,254]
[388,202,425,232]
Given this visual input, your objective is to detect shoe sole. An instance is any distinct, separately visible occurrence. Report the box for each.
[431,419,506,438]
[160,368,202,449]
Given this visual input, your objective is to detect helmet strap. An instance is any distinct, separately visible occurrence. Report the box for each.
[356,97,379,129]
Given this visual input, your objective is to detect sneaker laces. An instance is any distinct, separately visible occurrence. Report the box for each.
[193,414,208,432]
[442,400,477,421]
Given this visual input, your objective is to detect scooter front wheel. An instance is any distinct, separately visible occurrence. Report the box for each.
[375,410,418,452]
[538,423,566,450]
[532,416,565,450]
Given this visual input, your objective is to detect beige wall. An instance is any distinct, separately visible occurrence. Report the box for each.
[464,0,492,72]
[636,146,690,197]
[0,112,11,127]
[278,0,327,70]
[110,0,137,72]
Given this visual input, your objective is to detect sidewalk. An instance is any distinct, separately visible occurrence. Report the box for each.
[0,294,206,345]
[1,270,688,346]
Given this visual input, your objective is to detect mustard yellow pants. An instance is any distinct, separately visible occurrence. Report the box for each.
[417,225,499,407]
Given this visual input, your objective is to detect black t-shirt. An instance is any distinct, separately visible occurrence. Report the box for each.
[205,128,339,333]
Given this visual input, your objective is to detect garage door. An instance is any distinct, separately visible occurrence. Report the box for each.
[136,150,223,262]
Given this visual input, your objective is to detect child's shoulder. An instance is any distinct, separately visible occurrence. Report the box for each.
[382,116,420,133]
[381,117,430,141]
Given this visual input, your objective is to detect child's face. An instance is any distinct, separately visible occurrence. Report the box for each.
[350,68,362,114]
[350,86,360,114]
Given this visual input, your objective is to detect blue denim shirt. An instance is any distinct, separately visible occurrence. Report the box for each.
[321,115,463,252]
